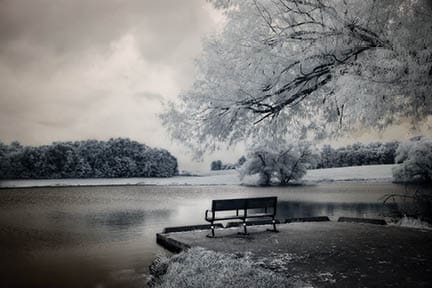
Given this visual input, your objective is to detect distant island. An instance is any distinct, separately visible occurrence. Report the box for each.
[0,138,178,180]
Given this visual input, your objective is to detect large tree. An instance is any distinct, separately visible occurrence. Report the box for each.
[239,143,319,186]
[162,0,432,155]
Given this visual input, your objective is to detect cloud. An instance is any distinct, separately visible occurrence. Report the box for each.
[134,92,164,102]
[0,0,227,170]
[0,0,221,68]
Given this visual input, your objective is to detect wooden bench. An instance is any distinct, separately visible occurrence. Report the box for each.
[205,196,278,237]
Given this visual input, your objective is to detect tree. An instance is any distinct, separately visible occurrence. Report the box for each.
[393,137,432,183]
[319,145,335,168]
[277,143,320,184]
[240,148,277,186]
[240,143,319,186]
[0,138,178,179]
[316,141,399,168]
[379,141,399,164]
[161,0,432,156]
[210,160,223,171]
[237,155,247,166]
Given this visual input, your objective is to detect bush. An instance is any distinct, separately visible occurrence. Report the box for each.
[392,137,432,183]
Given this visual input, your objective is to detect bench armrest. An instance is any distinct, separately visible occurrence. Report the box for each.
[205,209,211,220]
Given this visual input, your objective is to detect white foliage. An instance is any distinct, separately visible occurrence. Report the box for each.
[240,143,319,186]
[240,147,277,186]
[277,143,320,184]
[161,0,432,156]
[392,137,432,183]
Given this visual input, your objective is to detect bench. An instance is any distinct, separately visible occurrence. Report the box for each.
[204,196,278,237]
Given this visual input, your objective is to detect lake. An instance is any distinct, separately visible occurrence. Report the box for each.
[0,182,410,287]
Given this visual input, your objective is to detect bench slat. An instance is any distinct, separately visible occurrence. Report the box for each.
[211,197,277,211]
[241,213,274,218]
[246,197,277,209]
[212,199,246,211]
[207,215,245,221]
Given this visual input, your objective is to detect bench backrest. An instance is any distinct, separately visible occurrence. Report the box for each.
[246,197,277,209]
[211,196,277,211]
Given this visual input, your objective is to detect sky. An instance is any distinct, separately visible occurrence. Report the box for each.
[0,0,243,171]
[0,0,430,171]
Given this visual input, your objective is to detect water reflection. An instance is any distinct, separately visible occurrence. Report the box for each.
[50,209,171,230]
[276,200,398,219]
[47,209,173,244]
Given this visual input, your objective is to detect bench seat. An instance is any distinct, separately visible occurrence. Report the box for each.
[242,213,274,218]
[206,213,274,221]
[205,214,245,221]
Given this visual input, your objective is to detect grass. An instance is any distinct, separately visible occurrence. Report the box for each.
[149,247,295,288]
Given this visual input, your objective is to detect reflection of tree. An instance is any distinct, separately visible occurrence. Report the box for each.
[103,211,146,229]
[50,209,172,232]
[382,189,432,223]
[276,200,398,219]
[90,209,172,230]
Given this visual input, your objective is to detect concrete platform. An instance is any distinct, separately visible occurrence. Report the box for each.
[157,221,432,287]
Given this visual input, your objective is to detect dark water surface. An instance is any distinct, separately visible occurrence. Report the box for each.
[0,182,408,287]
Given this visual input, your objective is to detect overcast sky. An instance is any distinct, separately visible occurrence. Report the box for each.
[0,0,244,170]
[0,0,430,171]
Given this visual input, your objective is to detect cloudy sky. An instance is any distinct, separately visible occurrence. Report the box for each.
[0,0,429,171]
[0,0,243,170]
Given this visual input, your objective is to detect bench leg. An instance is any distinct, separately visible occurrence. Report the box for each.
[206,222,215,238]
[237,221,248,236]
[267,219,279,233]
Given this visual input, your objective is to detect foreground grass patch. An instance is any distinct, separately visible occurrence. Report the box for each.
[149,247,293,288]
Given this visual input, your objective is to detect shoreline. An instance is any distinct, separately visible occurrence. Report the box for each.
[0,164,396,189]
[0,178,395,190]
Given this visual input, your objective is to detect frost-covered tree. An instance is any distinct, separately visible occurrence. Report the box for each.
[277,143,319,184]
[162,0,432,156]
[240,143,319,186]
[393,137,432,183]
[240,148,277,186]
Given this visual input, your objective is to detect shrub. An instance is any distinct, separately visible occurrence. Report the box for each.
[392,137,432,183]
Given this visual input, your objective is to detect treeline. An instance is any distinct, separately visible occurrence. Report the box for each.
[210,156,246,171]
[0,138,178,179]
[318,141,399,169]
[212,141,400,171]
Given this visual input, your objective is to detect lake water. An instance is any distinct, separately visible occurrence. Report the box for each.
[0,182,410,287]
